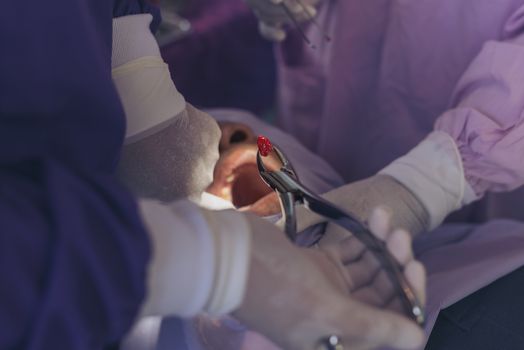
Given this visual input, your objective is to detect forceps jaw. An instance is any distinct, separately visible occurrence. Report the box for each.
[256,146,304,241]
[256,145,300,194]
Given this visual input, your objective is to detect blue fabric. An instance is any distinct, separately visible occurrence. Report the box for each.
[425,266,524,349]
[0,1,158,348]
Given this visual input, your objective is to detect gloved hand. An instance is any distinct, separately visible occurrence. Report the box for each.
[296,174,431,239]
[244,0,322,42]
[118,103,221,201]
[328,207,426,316]
[291,175,428,321]
[234,211,425,350]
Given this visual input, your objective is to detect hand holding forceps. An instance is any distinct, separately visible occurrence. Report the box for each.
[256,136,425,349]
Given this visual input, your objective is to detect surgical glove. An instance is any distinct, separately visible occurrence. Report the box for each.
[244,0,322,42]
[296,174,431,239]
[332,207,426,316]
[118,103,221,201]
[234,213,425,350]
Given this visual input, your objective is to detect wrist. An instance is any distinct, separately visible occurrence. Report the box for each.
[138,200,252,318]
[379,131,477,230]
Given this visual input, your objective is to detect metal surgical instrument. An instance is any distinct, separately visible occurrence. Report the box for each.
[256,137,426,330]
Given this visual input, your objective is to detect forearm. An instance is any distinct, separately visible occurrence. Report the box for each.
[380,8,524,230]
[137,200,252,317]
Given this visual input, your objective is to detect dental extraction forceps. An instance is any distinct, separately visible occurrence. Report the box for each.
[256,137,425,349]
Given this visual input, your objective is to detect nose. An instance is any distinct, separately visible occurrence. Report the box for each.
[219,122,256,152]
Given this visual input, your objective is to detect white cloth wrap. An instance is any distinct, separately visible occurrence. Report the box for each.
[138,199,252,317]
[380,131,478,230]
[112,14,186,143]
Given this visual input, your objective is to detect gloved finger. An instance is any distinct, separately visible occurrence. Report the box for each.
[280,0,303,13]
[385,229,413,266]
[259,21,287,42]
[351,286,384,307]
[354,262,426,316]
[384,298,405,315]
[344,250,381,289]
[342,298,425,350]
[282,2,317,22]
[404,260,426,304]
[336,234,366,264]
[350,266,401,309]
[252,1,317,28]
[283,0,317,15]
[367,206,393,240]
[368,269,397,303]
[317,222,353,246]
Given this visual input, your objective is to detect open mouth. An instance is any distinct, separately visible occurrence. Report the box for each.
[206,123,282,217]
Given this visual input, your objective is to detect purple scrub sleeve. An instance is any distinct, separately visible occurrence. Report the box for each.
[0,0,159,348]
[277,1,524,221]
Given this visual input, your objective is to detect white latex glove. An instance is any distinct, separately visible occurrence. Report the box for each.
[244,0,322,41]
[330,207,426,316]
[234,213,425,350]
[296,175,431,239]
[118,103,221,201]
[293,176,428,319]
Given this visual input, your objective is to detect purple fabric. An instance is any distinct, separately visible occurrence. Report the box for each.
[0,1,157,348]
[277,0,524,221]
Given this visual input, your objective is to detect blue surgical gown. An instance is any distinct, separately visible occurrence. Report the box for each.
[0,1,159,349]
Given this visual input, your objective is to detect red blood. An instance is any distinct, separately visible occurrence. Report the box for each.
[257,135,273,157]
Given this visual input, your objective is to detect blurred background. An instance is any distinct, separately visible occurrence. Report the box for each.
[152,0,277,118]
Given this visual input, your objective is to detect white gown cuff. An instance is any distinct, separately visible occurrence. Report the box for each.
[200,210,252,315]
[112,14,162,68]
[111,14,186,143]
[138,199,251,318]
[379,131,477,230]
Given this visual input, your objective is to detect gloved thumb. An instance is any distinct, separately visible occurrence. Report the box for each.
[338,298,425,350]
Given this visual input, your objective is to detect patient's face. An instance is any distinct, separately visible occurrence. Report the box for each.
[206,122,282,216]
